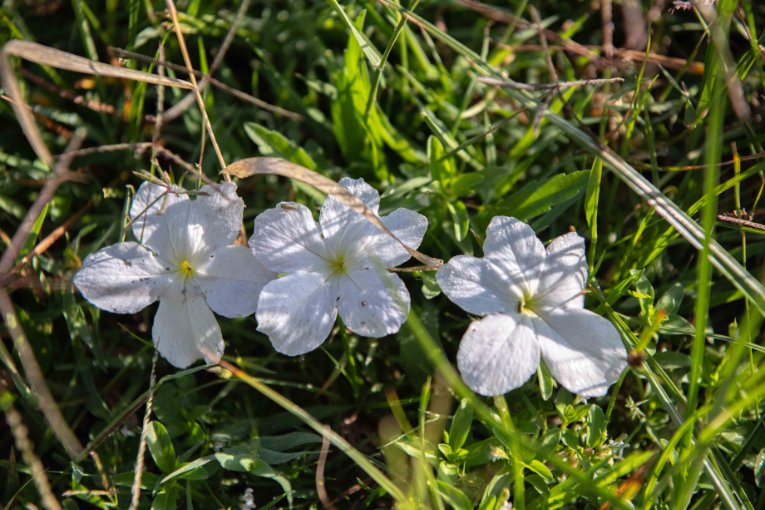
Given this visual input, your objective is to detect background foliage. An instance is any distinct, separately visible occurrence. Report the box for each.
[1,0,765,508]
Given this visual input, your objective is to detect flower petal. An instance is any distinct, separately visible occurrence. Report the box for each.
[195,246,275,317]
[535,308,626,397]
[130,181,187,243]
[319,177,380,248]
[73,242,178,314]
[351,208,428,268]
[250,203,329,273]
[436,255,514,316]
[195,182,245,249]
[337,266,410,337]
[538,232,588,310]
[142,200,207,263]
[256,272,339,356]
[483,216,546,296]
[456,314,540,396]
[153,295,224,368]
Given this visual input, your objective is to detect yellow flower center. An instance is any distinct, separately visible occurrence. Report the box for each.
[329,254,347,276]
[517,292,539,317]
[179,259,194,279]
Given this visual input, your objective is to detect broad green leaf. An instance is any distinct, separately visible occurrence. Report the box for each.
[160,456,217,485]
[151,483,179,510]
[449,173,485,198]
[19,202,48,257]
[656,283,685,316]
[435,479,472,509]
[146,421,176,474]
[755,449,765,488]
[447,200,469,241]
[244,122,318,170]
[525,459,554,482]
[586,405,606,449]
[481,170,588,223]
[537,363,554,401]
[428,135,453,185]
[215,452,293,506]
[448,398,473,451]
[478,473,511,510]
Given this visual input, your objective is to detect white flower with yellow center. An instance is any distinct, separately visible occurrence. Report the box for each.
[436,216,626,397]
[250,177,428,356]
[73,181,273,368]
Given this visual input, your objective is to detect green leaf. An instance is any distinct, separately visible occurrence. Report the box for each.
[635,273,655,317]
[656,282,685,316]
[449,173,485,198]
[19,202,49,258]
[421,271,442,299]
[482,171,588,222]
[214,450,293,505]
[653,351,692,369]
[585,158,603,243]
[146,421,176,474]
[160,456,218,485]
[449,398,473,451]
[151,483,179,510]
[478,473,511,510]
[755,449,765,488]
[537,362,554,401]
[428,135,454,185]
[447,201,469,242]
[586,405,607,449]
[244,122,318,170]
[525,459,554,483]
[435,479,472,509]
[327,0,381,67]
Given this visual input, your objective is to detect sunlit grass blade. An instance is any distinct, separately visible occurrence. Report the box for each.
[217,359,407,503]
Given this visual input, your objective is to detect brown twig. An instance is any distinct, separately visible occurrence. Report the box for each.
[166,0,228,175]
[0,130,87,461]
[0,129,85,276]
[454,0,603,65]
[316,425,337,510]
[58,141,200,176]
[601,0,615,61]
[0,384,62,510]
[151,45,167,172]
[503,43,706,74]
[622,0,648,50]
[162,0,251,122]
[0,40,193,169]
[20,68,117,114]
[110,48,303,121]
[0,201,92,287]
[717,212,765,232]
[129,351,160,510]
[0,288,84,459]
[477,76,624,91]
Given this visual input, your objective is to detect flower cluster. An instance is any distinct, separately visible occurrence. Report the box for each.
[74,177,626,398]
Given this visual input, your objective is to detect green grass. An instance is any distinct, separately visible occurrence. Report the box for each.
[2,0,765,508]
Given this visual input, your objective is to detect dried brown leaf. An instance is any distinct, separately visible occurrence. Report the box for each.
[224,157,442,268]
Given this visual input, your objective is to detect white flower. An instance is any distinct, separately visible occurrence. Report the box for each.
[250,177,428,356]
[436,216,626,397]
[74,181,273,368]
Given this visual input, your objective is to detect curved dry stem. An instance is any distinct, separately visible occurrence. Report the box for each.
[0,40,193,168]
[166,0,228,175]
[224,157,443,268]
[0,388,62,510]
